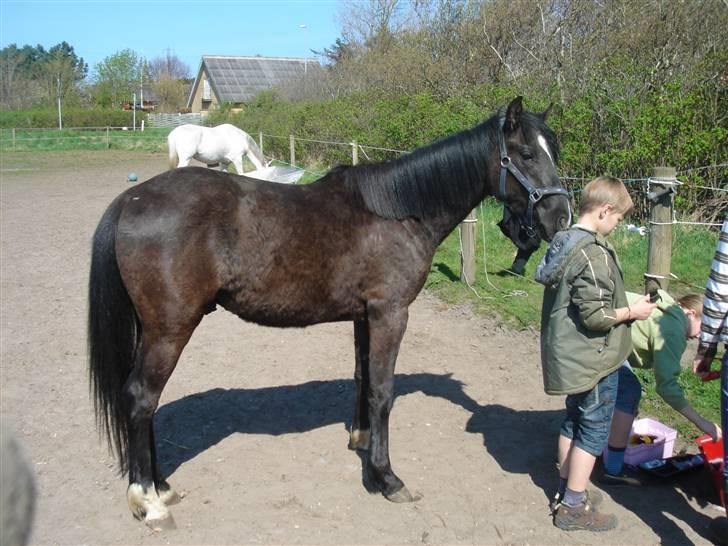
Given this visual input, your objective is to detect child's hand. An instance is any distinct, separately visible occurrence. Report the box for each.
[629,295,657,321]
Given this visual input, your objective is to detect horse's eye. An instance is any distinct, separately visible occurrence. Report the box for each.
[521,150,534,160]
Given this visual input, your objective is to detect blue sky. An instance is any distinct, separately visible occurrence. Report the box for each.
[0,0,343,79]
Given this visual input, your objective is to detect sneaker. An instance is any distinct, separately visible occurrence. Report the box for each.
[553,500,618,532]
[598,467,645,487]
[550,489,603,515]
[709,517,728,545]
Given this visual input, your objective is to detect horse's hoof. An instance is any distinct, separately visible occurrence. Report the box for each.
[385,486,422,503]
[348,429,370,451]
[157,484,184,506]
[145,513,177,532]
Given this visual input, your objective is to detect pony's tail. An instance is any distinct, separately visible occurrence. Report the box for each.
[88,194,139,475]
[168,135,179,170]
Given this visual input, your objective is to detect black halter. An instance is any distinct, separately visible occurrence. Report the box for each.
[497,118,570,238]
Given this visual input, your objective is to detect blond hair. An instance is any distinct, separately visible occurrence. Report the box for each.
[579,176,634,215]
[677,293,703,316]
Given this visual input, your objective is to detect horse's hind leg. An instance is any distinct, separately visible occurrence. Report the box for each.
[124,328,196,530]
[365,303,420,503]
[349,319,370,451]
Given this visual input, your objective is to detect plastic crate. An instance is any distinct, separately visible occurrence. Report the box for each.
[623,418,677,465]
[696,434,725,507]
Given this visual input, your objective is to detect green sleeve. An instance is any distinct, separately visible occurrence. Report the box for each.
[570,246,618,332]
[653,330,689,411]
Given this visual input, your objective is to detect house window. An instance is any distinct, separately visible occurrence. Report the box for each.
[203,79,211,101]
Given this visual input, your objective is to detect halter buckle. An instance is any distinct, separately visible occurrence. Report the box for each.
[500,156,511,167]
[529,189,543,203]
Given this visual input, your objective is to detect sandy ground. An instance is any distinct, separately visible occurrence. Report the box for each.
[0,151,721,545]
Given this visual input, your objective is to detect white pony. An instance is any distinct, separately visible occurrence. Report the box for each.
[168,124,269,174]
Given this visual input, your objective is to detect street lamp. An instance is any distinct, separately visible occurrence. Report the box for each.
[299,24,308,75]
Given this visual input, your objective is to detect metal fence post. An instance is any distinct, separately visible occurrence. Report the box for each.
[352,140,358,165]
[290,134,295,167]
[645,166,675,294]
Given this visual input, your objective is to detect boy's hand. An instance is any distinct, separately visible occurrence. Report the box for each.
[629,295,657,321]
[703,422,723,443]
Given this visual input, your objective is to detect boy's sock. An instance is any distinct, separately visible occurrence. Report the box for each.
[604,445,626,476]
[562,488,587,507]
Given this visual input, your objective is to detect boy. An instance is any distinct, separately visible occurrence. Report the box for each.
[535,176,656,531]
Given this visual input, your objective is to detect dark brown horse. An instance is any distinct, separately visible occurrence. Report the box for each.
[88,97,570,529]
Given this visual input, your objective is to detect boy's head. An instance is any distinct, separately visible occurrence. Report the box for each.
[578,176,634,236]
[677,293,703,339]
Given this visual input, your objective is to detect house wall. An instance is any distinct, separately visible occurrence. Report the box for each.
[189,68,219,114]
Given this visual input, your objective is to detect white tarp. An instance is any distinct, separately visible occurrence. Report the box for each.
[245,166,305,184]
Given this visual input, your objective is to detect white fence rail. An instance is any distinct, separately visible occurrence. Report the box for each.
[146,113,204,128]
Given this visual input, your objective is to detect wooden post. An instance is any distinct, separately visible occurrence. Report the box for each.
[106,126,110,149]
[259,131,263,155]
[460,209,477,284]
[352,141,358,165]
[645,166,675,294]
[12,128,16,151]
[289,134,295,167]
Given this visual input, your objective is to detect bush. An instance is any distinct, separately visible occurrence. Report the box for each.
[0,108,147,128]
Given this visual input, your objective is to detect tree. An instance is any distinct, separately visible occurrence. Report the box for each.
[147,50,190,112]
[93,49,144,108]
[38,42,87,107]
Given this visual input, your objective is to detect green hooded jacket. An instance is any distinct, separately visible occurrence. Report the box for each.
[535,226,632,395]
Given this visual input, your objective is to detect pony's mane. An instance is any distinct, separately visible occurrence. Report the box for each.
[334,110,557,220]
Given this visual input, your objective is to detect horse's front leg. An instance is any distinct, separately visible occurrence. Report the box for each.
[365,302,420,503]
[349,319,370,451]
[232,156,245,175]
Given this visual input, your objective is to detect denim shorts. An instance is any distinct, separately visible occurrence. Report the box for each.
[614,364,642,416]
[560,369,618,457]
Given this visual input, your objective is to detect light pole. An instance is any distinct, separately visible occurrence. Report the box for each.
[299,24,308,75]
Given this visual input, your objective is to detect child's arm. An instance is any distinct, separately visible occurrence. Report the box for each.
[570,249,655,330]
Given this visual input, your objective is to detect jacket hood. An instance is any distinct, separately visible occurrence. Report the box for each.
[535,227,594,287]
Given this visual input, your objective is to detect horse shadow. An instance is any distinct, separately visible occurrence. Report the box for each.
[466,403,716,543]
[154,373,715,542]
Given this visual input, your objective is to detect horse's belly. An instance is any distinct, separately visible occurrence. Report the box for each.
[217,288,363,328]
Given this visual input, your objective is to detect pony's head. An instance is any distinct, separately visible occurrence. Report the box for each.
[496,97,571,241]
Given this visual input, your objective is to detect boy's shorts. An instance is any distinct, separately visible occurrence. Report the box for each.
[614,363,642,416]
[560,369,619,457]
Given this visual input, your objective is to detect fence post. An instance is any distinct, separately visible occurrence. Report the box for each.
[352,140,358,165]
[106,126,110,149]
[12,128,16,151]
[290,134,295,167]
[460,209,477,284]
[645,166,675,294]
[259,131,263,155]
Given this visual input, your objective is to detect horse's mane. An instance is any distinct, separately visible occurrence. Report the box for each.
[334,110,556,221]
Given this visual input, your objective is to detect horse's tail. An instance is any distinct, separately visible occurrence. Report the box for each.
[88,194,139,475]
[168,132,179,170]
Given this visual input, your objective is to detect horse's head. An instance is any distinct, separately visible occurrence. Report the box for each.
[495,97,571,242]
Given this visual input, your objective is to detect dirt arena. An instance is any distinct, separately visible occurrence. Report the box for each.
[0,151,721,545]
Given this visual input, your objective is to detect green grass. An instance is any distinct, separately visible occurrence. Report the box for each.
[0,127,170,152]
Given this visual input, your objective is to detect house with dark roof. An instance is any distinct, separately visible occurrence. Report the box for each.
[187,55,320,113]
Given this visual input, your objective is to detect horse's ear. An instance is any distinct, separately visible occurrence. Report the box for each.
[541,102,553,121]
[504,96,523,132]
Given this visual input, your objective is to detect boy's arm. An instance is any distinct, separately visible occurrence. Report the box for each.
[570,248,656,330]
[569,247,622,332]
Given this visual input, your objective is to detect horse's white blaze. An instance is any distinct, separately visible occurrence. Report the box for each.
[537,134,554,166]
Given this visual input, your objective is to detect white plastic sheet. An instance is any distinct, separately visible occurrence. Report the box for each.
[245,166,305,184]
